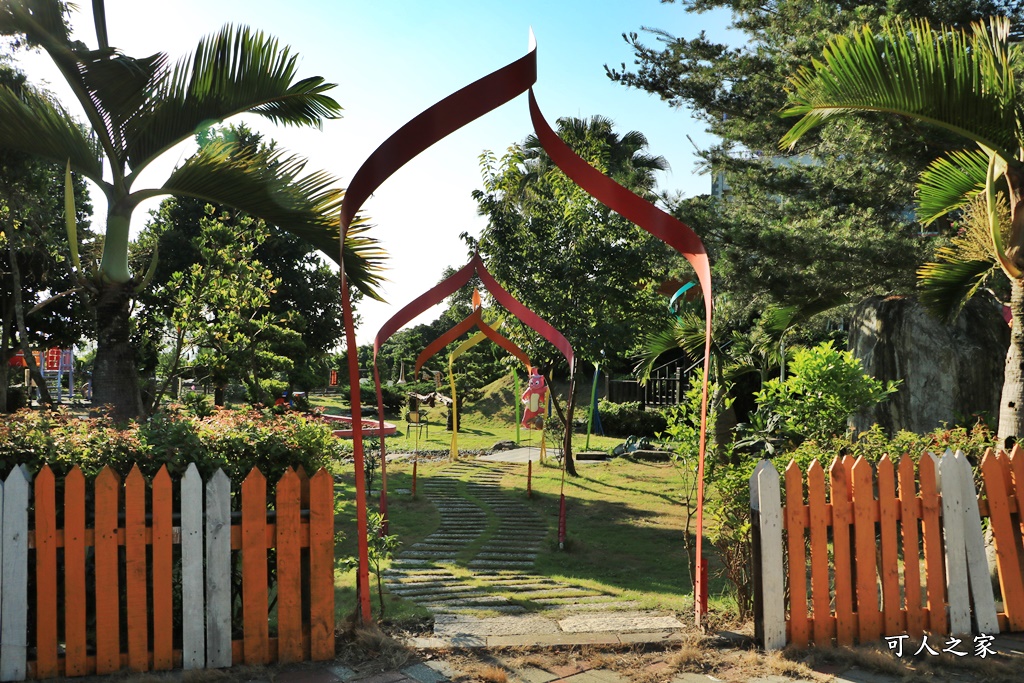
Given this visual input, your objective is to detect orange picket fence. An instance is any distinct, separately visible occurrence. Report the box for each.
[751,447,1024,649]
[0,463,336,681]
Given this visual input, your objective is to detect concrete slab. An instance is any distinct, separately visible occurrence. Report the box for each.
[433,615,562,637]
[402,662,452,683]
[560,670,628,683]
[512,666,560,683]
[557,614,684,633]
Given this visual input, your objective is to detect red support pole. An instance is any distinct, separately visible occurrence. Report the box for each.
[527,460,532,498]
[557,493,567,549]
[412,458,418,498]
[339,226,372,624]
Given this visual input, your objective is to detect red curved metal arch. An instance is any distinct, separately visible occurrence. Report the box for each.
[527,88,713,622]
[415,311,530,375]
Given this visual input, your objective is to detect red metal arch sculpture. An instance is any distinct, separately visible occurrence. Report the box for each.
[414,308,530,374]
[337,31,712,625]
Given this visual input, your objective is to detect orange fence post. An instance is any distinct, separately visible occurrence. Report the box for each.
[898,455,925,639]
[877,457,901,635]
[34,466,58,679]
[806,460,832,645]
[852,457,880,643]
[94,467,122,674]
[64,466,89,676]
[784,461,809,647]
[277,469,304,663]
[919,453,947,635]
[125,466,150,672]
[242,468,270,665]
[829,457,855,645]
[982,451,1024,629]
[152,466,174,670]
[309,469,337,660]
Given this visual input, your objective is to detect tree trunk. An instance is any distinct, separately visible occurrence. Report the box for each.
[998,279,1024,446]
[92,281,144,421]
[543,369,577,477]
[9,237,52,406]
[1,301,11,412]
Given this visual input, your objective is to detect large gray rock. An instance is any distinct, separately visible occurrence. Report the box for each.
[849,294,1009,434]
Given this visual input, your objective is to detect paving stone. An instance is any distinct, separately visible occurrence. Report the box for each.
[326,664,357,681]
[401,662,452,683]
[560,670,628,683]
[617,630,685,644]
[355,672,413,683]
[512,666,560,683]
[423,660,462,678]
[275,667,342,683]
[468,560,535,568]
[671,675,720,683]
[433,615,562,637]
[475,553,538,560]
[557,614,684,633]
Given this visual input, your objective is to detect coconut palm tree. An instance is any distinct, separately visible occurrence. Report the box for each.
[780,15,1024,442]
[0,0,384,419]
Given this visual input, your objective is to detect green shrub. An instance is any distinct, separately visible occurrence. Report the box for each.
[0,407,344,485]
[597,400,667,437]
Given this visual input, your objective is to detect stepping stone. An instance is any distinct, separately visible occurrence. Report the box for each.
[468,560,535,568]
[533,595,624,604]
[474,553,538,561]
[399,551,461,559]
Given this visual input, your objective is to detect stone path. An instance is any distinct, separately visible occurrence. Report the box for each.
[383,460,639,617]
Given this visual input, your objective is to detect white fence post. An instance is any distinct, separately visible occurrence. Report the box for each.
[206,469,232,668]
[181,463,205,669]
[955,450,999,634]
[754,461,786,650]
[939,449,972,635]
[0,467,31,682]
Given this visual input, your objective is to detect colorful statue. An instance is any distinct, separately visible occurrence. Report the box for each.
[521,369,546,429]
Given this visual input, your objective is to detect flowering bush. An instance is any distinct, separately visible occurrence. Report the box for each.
[0,407,344,485]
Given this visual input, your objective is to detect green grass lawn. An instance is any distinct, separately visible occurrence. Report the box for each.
[330,453,734,625]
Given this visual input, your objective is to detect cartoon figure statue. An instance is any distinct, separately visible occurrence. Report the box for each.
[521,369,546,429]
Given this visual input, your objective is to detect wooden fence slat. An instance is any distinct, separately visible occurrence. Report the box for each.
[852,457,880,643]
[64,467,88,676]
[940,450,971,635]
[242,468,270,665]
[34,466,58,679]
[206,469,233,669]
[310,468,337,660]
[807,460,832,646]
[182,463,205,670]
[152,466,174,670]
[750,460,771,647]
[982,451,1024,630]
[784,461,809,647]
[94,467,121,675]
[876,457,901,636]
[829,457,855,646]
[277,470,304,663]
[898,456,925,639]
[755,462,786,650]
[955,451,999,633]
[0,467,30,682]
[919,452,947,634]
[125,466,149,672]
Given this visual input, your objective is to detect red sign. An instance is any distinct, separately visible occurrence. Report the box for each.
[329,370,338,386]
[44,348,72,372]
[8,351,26,367]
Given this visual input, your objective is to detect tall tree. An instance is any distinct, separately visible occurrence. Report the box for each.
[471,115,678,473]
[0,61,93,412]
[607,0,1023,317]
[133,125,346,404]
[781,15,1024,442]
[0,0,383,420]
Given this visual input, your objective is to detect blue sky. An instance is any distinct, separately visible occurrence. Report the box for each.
[15,0,737,344]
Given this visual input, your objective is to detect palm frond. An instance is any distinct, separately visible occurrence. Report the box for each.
[916,149,988,224]
[144,141,386,298]
[782,17,1021,161]
[916,247,997,320]
[633,309,716,384]
[0,84,104,182]
[125,24,342,175]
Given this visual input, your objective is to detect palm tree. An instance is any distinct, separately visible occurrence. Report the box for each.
[781,15,1024,443]
[0,0,384,419]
